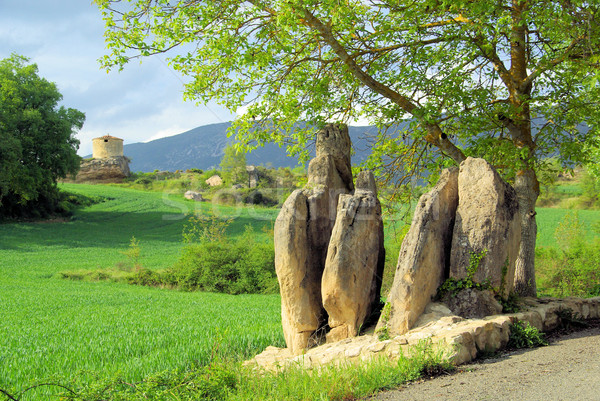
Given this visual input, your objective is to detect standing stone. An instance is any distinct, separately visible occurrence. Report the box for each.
[274,190,318,354]
[378,168,459,336]
[313,123,353,192]
[274,124,353,354]
[449,157,521,297]
[246,165,258,188]
[321,171,385,342]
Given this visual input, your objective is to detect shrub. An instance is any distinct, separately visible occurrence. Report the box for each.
[536,212,600,298]
[167,232,278,295]
[436,249,492,300]
[134,177,153,187]
[127,268,164,286]
[507,320,547,349]
[241,189,278,206]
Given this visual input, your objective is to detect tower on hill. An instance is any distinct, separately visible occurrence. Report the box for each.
[92,135,124,159]
[69,135,130,183]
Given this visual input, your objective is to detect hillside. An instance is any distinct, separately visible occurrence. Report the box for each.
[120,122,382,172]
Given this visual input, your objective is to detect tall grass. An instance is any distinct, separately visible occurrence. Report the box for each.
[0,184,283,399]
[28,339,453,401]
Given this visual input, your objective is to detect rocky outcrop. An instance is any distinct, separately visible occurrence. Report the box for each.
[381,158,521,336]
[321,171,385,343]
[73,156,130,183]
[248,296,600,371]
[449,157,521,297]
[379,168,459,336]
[274,124,354,355]
[205,175,223,187]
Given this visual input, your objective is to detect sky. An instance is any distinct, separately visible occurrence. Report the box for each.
[0,0,235,156]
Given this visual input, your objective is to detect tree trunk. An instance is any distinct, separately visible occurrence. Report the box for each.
[513,168,539,297]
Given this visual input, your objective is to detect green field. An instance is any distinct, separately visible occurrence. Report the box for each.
[0,184,283,398]
[536,208,600,248]
[2,181,600,399]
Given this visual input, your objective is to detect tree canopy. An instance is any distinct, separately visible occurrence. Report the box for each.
[0,55,85,219]
[96,0,600,295]
[220,142,248,184]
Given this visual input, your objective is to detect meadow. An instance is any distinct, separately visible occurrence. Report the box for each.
[0,184,282,399]
[1,180,599,399]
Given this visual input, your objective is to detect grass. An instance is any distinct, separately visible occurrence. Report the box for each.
[535,208,600,248]
[2,174,600,400]
[30,339,453,401]
[0,184,283,399]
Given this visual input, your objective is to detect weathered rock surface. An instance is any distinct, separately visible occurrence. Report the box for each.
[274,190,321,354]
[246,296,600,371]
[379,168,459,336]
[441,288,503,319]
[205,174,223,187]
[184,191,204,201]
[72,156,130,183]
[449,157,521,296]
[322,171,385,343]
[313,123,353,193]
[274,124,354,355]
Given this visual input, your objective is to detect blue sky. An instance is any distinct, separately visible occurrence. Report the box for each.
[0,0,234,155]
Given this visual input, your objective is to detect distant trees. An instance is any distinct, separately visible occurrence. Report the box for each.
[0,55,85,219]
[220,143,247,185]
[96,0,600,296]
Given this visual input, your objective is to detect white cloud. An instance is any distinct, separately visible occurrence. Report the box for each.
[0,0,234,156]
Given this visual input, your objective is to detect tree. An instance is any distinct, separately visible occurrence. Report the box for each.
[0,55,85,218]
[96,0,600,296]
[220,142,247,185]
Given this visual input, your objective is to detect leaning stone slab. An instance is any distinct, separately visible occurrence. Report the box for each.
[274,190,326,355]
[378,167,459,336]
[449,157,521,297]
[321,171,385,343]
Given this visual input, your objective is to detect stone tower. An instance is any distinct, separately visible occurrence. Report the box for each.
[92,135,124,159]
[72,135,130,182]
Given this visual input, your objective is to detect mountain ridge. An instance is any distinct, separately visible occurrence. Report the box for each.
[113,122,381,172]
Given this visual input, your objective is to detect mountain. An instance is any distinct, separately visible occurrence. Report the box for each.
[121,122,382,172]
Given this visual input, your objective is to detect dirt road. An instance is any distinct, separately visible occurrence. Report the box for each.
[371,323,600,401]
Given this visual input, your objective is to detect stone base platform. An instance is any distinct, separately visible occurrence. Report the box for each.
[247,297,600,371]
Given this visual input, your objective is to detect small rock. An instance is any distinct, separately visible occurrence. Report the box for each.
[184,191,204,201]
[205,174,223,186]
[441,288,503,319]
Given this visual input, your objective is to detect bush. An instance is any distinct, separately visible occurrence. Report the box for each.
[167,232,278,295]
[242,189,278,206]
[127,268,164,286]
[134,177,153,187]
[536,212,600,298]
[507,320,547,349]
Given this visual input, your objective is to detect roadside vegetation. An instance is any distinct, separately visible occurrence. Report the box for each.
[534,163,600,298]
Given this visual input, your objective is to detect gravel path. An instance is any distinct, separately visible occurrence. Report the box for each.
[371,322,600,401]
